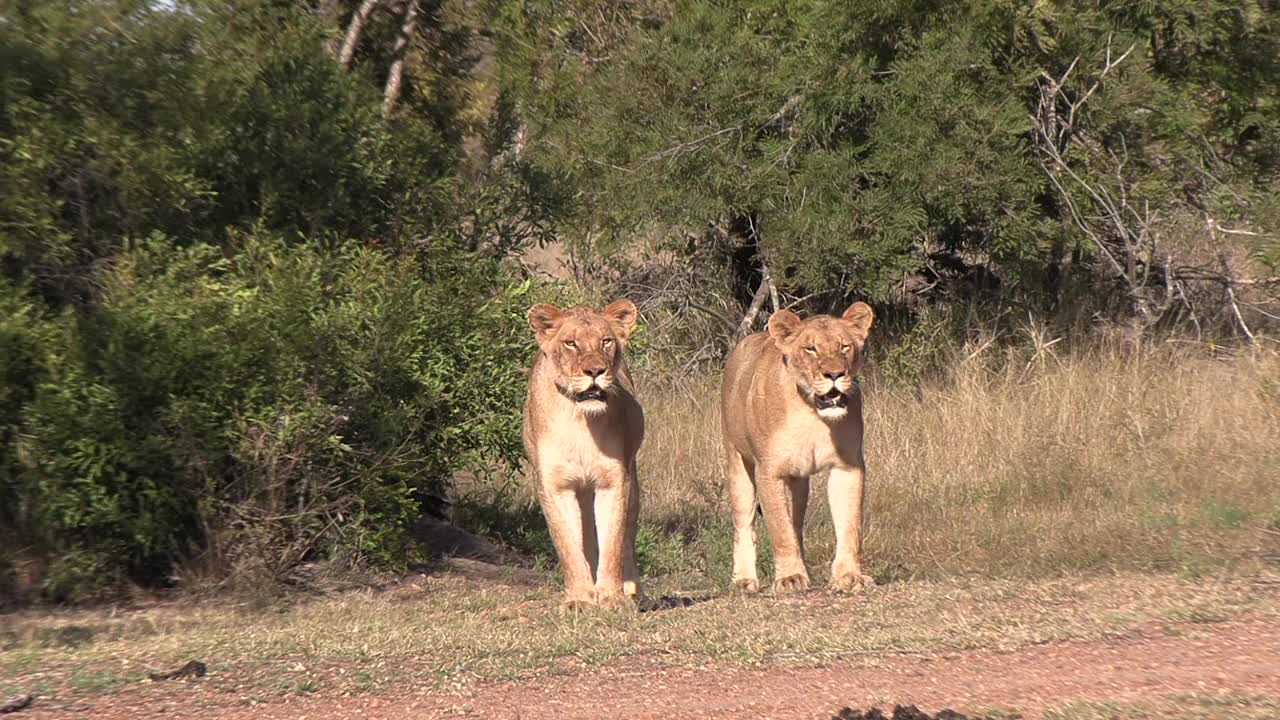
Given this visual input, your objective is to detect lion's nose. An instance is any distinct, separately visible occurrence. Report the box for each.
[585,366,607,379]
[823,370,846,381]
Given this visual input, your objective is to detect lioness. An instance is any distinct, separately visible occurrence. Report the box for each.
[522,299,644,609]
[720,302,875,594]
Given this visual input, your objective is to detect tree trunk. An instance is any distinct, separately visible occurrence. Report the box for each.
[382,0,420,117]
[336,0,380,70]
[735,267,773,339]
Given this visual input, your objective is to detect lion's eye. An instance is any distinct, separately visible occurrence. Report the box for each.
[804,346,817,355]
[563,340,577,350]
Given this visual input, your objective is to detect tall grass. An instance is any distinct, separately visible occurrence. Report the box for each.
[634,341,1280,583]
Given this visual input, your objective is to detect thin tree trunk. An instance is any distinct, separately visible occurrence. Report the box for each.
[336,0,380,70]
[736,268,773,340]
[382,0,420,117]
[490,121,528,170]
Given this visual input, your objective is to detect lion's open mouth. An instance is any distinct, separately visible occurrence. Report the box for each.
[814,388,846,410]
[574,387,608,403]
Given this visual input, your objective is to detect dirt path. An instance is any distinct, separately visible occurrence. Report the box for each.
[20,616,1280,719]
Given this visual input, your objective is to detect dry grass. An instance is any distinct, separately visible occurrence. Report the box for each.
[635,342,1280,582]
[2,571,1274,701]
[634,376,725,525]
[1046,693,1280,720]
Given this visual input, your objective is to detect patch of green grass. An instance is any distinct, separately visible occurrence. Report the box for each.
[451,491,556,565]
[0,650,39,676]
[1205,499,1249,529]
[352,670,376,693]
[66,667,128,692]
[1171,605,1231,625]
[635,524,692,577]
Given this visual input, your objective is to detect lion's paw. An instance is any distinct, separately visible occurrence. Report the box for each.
[732,577,761,594]
[831,572,875,593]
[772,573,810,594]
[593,588,638,612]
[560,592,596,612]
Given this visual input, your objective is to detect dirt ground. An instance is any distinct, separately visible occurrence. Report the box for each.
[13,614,1279,720]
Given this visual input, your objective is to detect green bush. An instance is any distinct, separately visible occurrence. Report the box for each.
[4,235,531,599]
[0,283,57,574]
[498,0,1279,304]
[0,1,452,302]
[0,0,566,601]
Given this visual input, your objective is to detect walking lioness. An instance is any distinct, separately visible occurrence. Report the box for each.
[720,302,875,594]
[522,299,644,609]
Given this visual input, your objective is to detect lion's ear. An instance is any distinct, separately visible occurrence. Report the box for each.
[527,303,564,341]
[603,298,639,339]
[842,302,874,342]
[768,309,803,347]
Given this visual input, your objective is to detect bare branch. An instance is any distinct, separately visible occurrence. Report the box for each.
[382,0,420,117]
[736,269,772,340]
[757,94,802,135]
[1033,40,1174,327]
[336,0,380,70]
[640,126,743,165]
[1207,219,1256,343]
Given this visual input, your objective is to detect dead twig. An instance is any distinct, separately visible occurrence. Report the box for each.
[639,125,743,166]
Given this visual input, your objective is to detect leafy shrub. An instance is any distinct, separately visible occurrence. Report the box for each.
[0,1,453,304]
[500,0,1280,324]
[4,235,531,599]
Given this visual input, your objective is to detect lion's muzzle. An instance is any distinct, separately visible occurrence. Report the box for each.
[567,372,613,414]
[574,386,608,403]
[814,387,847,410]
[811,377,853,421]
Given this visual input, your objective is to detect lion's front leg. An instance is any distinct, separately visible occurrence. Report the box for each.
[591,467,636,610]
[828,465,873,593]
[622,464,641,600]
[725,448,759,593]
[757,467,810,594]
[537,470,596,609]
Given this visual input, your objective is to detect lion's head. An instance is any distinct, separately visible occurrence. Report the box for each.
[768,302,874,422]
[527,299,639,416]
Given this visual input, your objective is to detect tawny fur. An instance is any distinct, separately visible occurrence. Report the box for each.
[522,299,644,609]
[719,302,875,594]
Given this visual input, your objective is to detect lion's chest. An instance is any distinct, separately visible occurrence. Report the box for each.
[532,416,629,491]
[754,409,861,478]
[775,433,840,477]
